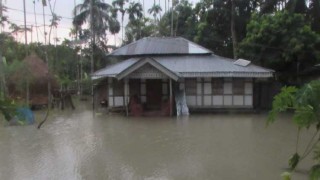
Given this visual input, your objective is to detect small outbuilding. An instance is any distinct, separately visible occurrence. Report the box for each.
[92,37,274,116]
[9,54,57,106]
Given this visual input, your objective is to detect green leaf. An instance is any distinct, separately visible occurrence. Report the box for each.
[267,86,298,125]
[289,153,300,171]
[281,172,291,180]
[293,105,317,128]
[310,164,320,180]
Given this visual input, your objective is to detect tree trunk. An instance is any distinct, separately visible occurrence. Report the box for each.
[231,0,238,59]
[43,4,51,104]
[311,0,320,32]
[33,0,39,42]
[90,0,94,74]
[175,11,179,36]
[0,52,8,98]
[165,0,166,13]
[170,0,174,36]
[90,0,95,116]
[23,0,28,45]
[122,14,124,44]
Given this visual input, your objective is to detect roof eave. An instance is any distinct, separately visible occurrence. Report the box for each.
[106,53,213,57]
[116,57,180,81]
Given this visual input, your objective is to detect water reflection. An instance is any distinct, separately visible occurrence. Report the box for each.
[0,110,314,180]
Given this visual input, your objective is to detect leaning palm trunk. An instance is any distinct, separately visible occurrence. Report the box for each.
[38,1,52,129]
[48,0,57,45]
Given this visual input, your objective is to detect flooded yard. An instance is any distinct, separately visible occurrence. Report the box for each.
[0,106,315,180]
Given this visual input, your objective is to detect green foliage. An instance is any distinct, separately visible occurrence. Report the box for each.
[239,11,320,82]
[310,164,320,180]
[0,97,16,121]
[293,105,317,128]
[0,32,92,96]
[289,153,300,170]
[124,17,157,45]
[281,172,292,180]
[268,80,320,178]
[158,0,197,40]
[73,0,120,51]
[269,80,320,128]
[268,86,298,124]
[311,147,320,180]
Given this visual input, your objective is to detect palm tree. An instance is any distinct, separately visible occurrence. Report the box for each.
[127,2,143,22]
[48,0,61,45]
[148,4,162,22]
[73,0,120,43]
[112,0,128,42]
[73,0,120,72]
[125,2,143,41]
[33,0,39,42]
[0,3,9,33]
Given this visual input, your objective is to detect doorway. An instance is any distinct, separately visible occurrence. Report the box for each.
[146,79,162,110]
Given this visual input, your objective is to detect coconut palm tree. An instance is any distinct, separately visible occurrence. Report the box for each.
[73,0,120,74]
[0,3,8,32]
[127,2,143,22]
[125,2,143,41]
[148,4,162,22]
[73,0,120,46]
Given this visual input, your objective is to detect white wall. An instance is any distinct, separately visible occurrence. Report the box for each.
[108,78,170,107]
[185,78,253,108]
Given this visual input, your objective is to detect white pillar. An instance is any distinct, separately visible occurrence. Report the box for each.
[124,79,129,116]
[169,78,173,116]
[108,78,113,107]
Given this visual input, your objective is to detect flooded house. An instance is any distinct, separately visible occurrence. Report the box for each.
[92,37,274,116]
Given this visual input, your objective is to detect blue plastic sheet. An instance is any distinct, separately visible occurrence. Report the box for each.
[10,108,35,125]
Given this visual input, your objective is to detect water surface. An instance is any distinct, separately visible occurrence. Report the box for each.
[0,108,314,180]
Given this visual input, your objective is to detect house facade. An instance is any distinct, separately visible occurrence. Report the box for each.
[92,37,274,116]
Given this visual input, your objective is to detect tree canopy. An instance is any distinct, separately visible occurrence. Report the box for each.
[239,11,320,83]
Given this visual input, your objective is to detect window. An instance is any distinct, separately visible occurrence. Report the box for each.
[233,78,245,95]
[185,79,197,95]
[212,78,223,95]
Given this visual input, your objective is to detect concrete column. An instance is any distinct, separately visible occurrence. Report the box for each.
[124,79,129,116]
[169,78,173,116]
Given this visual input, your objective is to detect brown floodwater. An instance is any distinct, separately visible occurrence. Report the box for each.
[0,106,315,180]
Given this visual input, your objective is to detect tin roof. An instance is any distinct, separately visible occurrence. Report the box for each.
[92,55,274,80]
[108,37,212,56]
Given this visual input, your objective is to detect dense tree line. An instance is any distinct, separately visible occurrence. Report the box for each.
[122,0,320,83]
[0,0,319,103]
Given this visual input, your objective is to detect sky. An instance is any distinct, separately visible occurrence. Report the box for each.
[3,0,199,45]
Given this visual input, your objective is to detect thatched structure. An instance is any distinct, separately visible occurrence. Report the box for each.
[8,54,57,106]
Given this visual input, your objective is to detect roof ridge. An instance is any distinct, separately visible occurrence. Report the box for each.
[108,36,212,56]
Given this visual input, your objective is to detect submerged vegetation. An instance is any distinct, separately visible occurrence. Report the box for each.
[268,80,320,180]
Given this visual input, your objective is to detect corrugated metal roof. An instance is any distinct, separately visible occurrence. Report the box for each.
[108,37,212,56]
[92,58,138,79]
[92,55,274,80]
